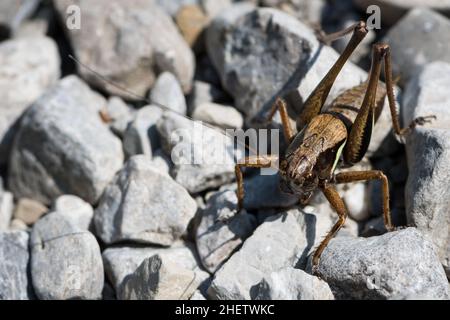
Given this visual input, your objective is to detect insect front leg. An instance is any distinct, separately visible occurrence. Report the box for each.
[266,97,295,143]
[312,183,348,277]
[334,170,393,231]
[235,155,279,211]
[297,21,368,130]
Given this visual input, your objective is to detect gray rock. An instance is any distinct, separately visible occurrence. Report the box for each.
[94,155,197,245]
[0,191,13,230]
[260,0,325,24]
[201,0,232,18]
[384,8,450,83]
[52,195,94,231]
[0,0,40,34]
[123,105,163,158]
[30,212,104,300]
[188,80,229,113]
[150,72,187,115]
[150,149,173,176]
[207,207,335,299]
[0,36,60,165]
[402,61,450,271]
[102,241,205,292]
[354,0,450,26]
[192,102,243,129]
[13,198,48,226]
[207,7,367,121]
[0,230,33,299]
[54,0,195,97]
[253,267,334,300]
[196,189,257,273]
[8,76,124,205]
[157,112,243,193]
[120,254,202,300]
[190,290,207,300]
[317,228,450,300]
[106,97,135,138]
[14,18,49,38]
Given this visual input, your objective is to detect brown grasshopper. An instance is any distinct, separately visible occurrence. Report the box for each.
[234,21,434,274]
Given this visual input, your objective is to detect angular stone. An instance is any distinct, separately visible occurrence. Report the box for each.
[157,112,243,193]
[196,189,257,273]
[102,241,204,292]
[94,155,197,245]
[188,80,229,112]
[13,198,48,226]
[175,4,210,49]
[30,212,104,300]
[8,76,124,205]
[253,267,334,300]
[105,96,135,138]
[208,207,335,299]
[207,7,367,122]
[155,0,199,17]
[384,8,450,82]
[318,228,450,300]
[0,0,40,35]
[52,195,94,231]
[54,0,195,96]
[0,36,60,165]
[402,61,450,270]
[120,254,202,300]
[150,72,187,115]
[0,230,33,299]
[192,102,243,129]
[123,105,163,158]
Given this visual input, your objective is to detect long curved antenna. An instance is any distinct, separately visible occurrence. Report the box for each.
[68,55,278,169]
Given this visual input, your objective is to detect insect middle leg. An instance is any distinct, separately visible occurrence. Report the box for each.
[235,155,279,211]
[312,183,348,275]
[334,170,393,231]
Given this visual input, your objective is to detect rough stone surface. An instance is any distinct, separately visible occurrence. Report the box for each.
[192,102,243,129]
[30,212,104,300]
[188,80,229,113]
[384,8,450,82]
[0,36,60,165]
[52,195,94,231]
[208,207,335,299]
[402,61,450,270]
[175,4,209,49]
[157,112,243,193]
[196,189,257,273]
[0,230,33,299]
[94,155,197,245]
[207,7,367,122]
[102,241,205,292]
[354,0,450,25]
[150,72,187,115]
[54,0,195,97]
[8,76,124,205]
[0,191,13,230]
[318,228,450,300]
[155,0,199,17]
[0,0,40,34]
[123,106,163,158]
[253,267,334,300]
[106,97,135,138]
[120,254,202,300]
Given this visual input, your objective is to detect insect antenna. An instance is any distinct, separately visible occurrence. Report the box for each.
[68,54,278,170]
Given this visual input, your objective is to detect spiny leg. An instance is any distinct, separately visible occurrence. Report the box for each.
[235,155,279,211]
[312,183,348,276]
[297,21,368,130]
[382,44,435,136]
[266,97,295,143]
[334,170,393,231]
